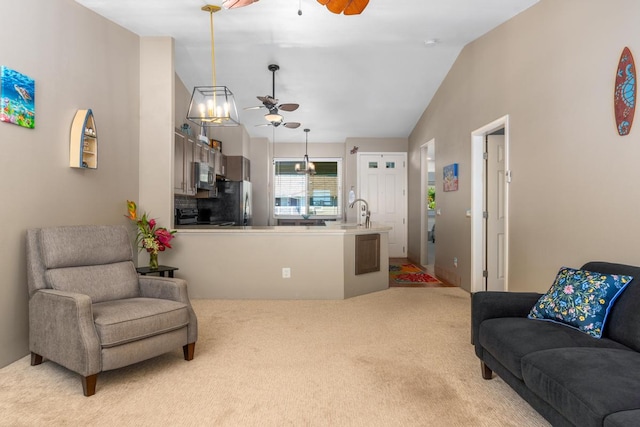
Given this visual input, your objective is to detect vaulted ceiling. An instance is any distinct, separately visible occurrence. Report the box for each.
[75,0,538,143]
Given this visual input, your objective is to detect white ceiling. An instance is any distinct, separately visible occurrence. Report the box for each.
[75,0,538,143]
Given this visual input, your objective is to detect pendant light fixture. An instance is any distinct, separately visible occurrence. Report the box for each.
[295,128,316,175]
[187,5,240,128]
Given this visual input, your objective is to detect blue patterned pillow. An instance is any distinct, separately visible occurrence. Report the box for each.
[528,266,633,338]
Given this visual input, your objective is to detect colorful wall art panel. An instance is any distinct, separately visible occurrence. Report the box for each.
[614,47,636,136]
[443,163,459,192]
[1,66,35,129]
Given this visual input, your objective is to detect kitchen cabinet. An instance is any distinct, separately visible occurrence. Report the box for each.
[226,156,250,181]
[195,138,211,164]
[174,129,196,195]
[69,109,98,169]
[213,151,226,178]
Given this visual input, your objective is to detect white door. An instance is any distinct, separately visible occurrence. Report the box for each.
[358,153,407,257]
[485,133,506,291]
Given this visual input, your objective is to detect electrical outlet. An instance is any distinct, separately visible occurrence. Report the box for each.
[282,267,291,278]
[453,257,458,268]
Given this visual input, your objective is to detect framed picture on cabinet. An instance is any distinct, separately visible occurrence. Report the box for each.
[210,139,222,152]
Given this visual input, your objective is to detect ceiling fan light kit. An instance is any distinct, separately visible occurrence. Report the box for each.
[186,5,240,128]
[264,112,283,123]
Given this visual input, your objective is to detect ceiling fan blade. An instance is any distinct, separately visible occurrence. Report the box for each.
[222,0,259,10]
[255,123,272,127]
[278,103,299,112]
[257,95,277,106]
[317,0,368,15]
[344,0,369,15]
[283,122,301,129]
[326,0,350,14]
[243,105,265,111]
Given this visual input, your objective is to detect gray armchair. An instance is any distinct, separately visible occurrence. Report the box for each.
[26,225,197,396]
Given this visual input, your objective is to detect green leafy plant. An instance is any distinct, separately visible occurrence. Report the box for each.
[427,186,436,210]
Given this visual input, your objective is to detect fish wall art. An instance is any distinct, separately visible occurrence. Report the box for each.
[1,66,35,129]
[614,47,636,136]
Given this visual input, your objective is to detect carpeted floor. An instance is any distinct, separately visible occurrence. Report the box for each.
[0,288,549,426]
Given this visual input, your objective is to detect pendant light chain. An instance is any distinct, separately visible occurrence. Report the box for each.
[209,8,217,99]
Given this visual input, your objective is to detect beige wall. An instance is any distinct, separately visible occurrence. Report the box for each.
[0,0,140,367]
[408,0,640,292]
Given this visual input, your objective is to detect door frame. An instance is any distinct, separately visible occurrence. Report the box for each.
[471,115,510,293]
[420,139,435,266]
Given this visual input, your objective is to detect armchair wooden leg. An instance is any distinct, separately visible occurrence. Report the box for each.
[30,352,43,366]
[82,374,98,397]
[481,361,493,380]
[183,342,195,361]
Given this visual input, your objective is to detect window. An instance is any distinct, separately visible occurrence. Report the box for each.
[274,158,342,217]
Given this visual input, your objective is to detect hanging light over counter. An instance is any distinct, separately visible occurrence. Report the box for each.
[187,5,240,128]
[295,128,316,175]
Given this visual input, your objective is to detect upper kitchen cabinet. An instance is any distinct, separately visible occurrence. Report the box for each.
[226,156,250,181]
[174,129,196,196]
[212,151,226,178]
[69,109,97,169]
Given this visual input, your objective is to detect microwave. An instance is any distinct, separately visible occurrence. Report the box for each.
[193,162,214,190]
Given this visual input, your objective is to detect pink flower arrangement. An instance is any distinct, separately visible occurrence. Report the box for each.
[126,200,175,255]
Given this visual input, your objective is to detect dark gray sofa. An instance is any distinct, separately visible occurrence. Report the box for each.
[472,261,640,427]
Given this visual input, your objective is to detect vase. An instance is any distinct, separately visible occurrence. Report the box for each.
[149,252,158,269]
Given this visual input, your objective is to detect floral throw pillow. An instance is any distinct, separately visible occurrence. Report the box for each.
[528,267,633,338]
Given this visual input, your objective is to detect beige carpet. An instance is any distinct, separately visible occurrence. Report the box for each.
[0,288,549,426]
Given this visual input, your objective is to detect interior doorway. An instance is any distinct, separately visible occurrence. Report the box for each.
[471,116,510,293]
[420,140,435,267]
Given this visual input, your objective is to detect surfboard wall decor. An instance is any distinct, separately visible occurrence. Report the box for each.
[614,47,636,136]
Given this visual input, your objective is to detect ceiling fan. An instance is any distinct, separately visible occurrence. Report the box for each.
[222,0,369,16]
[245,64,301,129]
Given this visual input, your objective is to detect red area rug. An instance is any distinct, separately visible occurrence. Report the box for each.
[389,263,442,287]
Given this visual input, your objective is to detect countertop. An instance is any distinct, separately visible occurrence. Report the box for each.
[175,223,392,234]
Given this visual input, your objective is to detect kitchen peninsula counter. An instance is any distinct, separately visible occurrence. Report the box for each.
[175,223,391,234]
[162,223,391,300]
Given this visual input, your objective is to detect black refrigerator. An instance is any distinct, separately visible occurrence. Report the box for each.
[219,181,252,226]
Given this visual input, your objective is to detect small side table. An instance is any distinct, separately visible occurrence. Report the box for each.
[136,265,179,278]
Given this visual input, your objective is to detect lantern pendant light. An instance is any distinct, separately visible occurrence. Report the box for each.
[186,5,240,128]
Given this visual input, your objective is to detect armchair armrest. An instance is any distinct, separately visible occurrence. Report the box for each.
[138,276,198,344]
[139,276,189,303]
[29,289,101,376]
[471,291,541,350]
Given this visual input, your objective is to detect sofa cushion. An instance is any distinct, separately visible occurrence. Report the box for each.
[604,409,640,427]
[93,298,189,348]
[479,317,629,380]
[522,348,640,427]
[39,225,132,269]
[528,266,633,338]
[582,262,640,353]
[46,261,140,303]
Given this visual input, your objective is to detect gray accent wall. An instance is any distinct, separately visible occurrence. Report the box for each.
[0,0,140,367]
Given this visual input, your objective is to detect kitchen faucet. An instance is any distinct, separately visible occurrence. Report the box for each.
[349,198,370,228]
